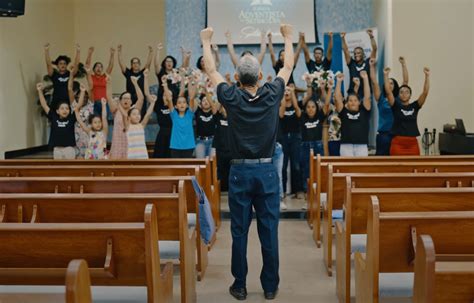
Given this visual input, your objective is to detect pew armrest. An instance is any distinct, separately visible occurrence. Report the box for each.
[335,221,345,301]
[355,252,372,303]
[160,261,174,303]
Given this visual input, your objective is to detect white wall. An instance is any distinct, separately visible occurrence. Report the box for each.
[0,0,74,157]
[391,0,474,143]
[0,0,166,157]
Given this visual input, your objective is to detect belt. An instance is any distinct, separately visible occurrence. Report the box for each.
[197,136,214,140]
[231,158,273,164]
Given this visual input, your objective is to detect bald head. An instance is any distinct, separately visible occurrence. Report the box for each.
[237,55,260,86]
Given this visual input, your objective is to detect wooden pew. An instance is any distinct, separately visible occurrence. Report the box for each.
[307,153,474,229]
[66,259,92,303]
[413,235,474,303]
[0,176,208,282]
[0,157,222,230]
[319,171,474,273]
[0,192,195,303]
[354,197,474,303]
[0,204,174,303]
[335,183,474,302]
[311,161,474,247]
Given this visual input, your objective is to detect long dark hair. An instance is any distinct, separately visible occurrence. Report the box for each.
[383,78,400,98]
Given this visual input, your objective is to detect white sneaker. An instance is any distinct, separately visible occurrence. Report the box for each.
[301,202,308,210]
[280,201,288,210]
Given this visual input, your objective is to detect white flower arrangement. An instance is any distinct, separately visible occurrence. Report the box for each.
[302,70,336,89]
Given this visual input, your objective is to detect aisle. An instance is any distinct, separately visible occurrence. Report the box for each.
[197,220,338,303]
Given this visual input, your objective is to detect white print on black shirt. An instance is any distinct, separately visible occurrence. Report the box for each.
[355,63,366,72]
[248,95,260,102]
[346,112,360,120]
[285,110,295,116]
[305,120,320,129]
[315,64,323,72]
[56,120,70,127]
[220,120,228,126]
[57,76,69,83]
[199,115,213,122]
[401,109,415,116]
[161,108,170,115]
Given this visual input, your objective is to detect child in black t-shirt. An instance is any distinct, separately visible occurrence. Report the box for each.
[300,79,331,195]
[334,71,372,157]
[37,83,77,159]
[384,67,430,155]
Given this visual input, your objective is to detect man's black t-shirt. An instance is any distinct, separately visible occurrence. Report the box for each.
[273,62,295,85]
[306,58,332,73]
[51,70,71,108]
[47,110,77,147]
[212,112,230,152]
[391,99,421,137]
[347,58,371,97]
[339,106,371,144]
[195,108,215,137]
[280,105,300,134]
[216,77,285,159]
[300,109,327,142]
[123,68,145,102]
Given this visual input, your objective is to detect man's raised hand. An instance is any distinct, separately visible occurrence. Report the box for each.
[280,24,293,38]
[200,27,214,43]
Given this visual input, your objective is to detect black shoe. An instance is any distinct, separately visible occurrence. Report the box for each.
[264,289,278,300]
[229,286,247,300]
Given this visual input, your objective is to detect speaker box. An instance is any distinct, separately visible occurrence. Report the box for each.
[0,0,25,17]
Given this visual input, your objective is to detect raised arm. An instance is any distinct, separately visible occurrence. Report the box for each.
[200,27,225,87]
[267,32,277,68]
[105,74,118,113]
[417,68,430,107]
[144,45,153,70]
[143,68,153,102]
[383,67,395,106]
[36,83,50,114]
[399,56,409,85]
[131,76,144,111]
[367,29,377,60]
[212,44,221,70]
[181,47,191,69]
[188,78,198,111]
[257,31,267,65]
[84,65,94,95]
[208,93,218,115]
[360,70,371,110]
[301,34,311,64]
[302,74,313,105]
[277,24,295,85]
[117,44,127,74]
[106,47,115,74]
[322,80,333,115]
[290,86,302,117]
[100,98,108,137]
[67,69,76,105]
[74,85,90,134]
[334,73,344,112]
[352,77,361,96]
[279,98,286,118]
[369,58,381,101]
[341,32,351,65]
[162,77,174,112]
[178,73,186,98]
[154,43,163,75]
[71,44,81,76]
[293,32,304,65]
[225,31,239,68]
[141,96,157,127]
[44,43,54,76]
[326,32,334,61]
[85,47,94,69]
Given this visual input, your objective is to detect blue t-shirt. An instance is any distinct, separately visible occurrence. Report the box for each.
[377,95,394,132]
[170,109,195,149]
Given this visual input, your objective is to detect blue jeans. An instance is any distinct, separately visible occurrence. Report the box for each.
[229,163,280,292]
[93,101,113,121]
[300,140,324,192]
[272,142,284,200]
[328,140,341,156]
[280,132,302,194]
[375,131,393,156]
[195,138,214,158]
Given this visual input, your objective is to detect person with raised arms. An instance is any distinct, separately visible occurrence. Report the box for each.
[201,23,294,301]
[384,66,430,155]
